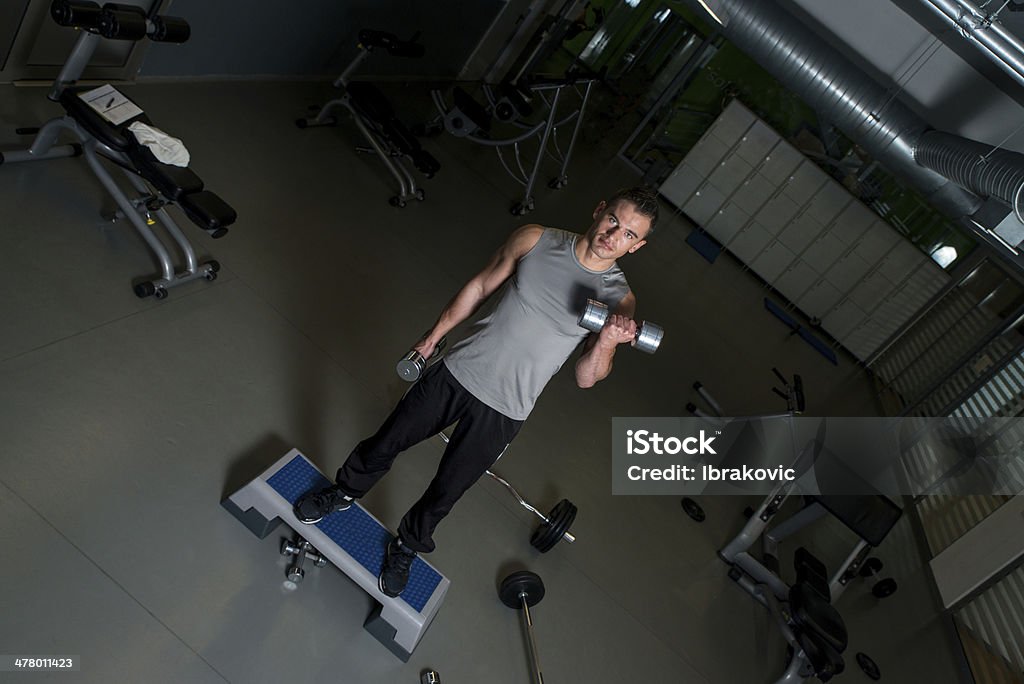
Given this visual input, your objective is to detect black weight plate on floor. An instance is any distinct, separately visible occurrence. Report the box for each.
[531,500,568,553]
[681,497,706,522]
[499,570,545,608]
[872,578,898,598]
[529,511,560,552]
[856,652,881,680]
[539,500,576,553]
[859,557,883,577]
[531,499,575,553]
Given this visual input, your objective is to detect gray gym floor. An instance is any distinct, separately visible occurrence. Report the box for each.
[0,80,965,683]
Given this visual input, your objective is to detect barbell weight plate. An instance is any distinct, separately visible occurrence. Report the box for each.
[681,497,706,522]
[498,570,545,609]
[532,499,573,553]
[529,506,562,552]
[529,499,567,552]
[547,499,577,548]
[859,557,883,577]
[872,578,898,598]
[531,499,577,553]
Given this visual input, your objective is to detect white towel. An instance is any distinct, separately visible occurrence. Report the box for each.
[128,121,190,167]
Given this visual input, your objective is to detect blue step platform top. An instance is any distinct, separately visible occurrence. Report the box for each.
[266,455,442,613]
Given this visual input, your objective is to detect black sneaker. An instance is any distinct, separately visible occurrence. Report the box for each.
[293,485,354,524]
[379,537,417,598]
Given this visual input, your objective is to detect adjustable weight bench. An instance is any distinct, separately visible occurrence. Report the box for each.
[222,449,450,661]
[1,1,237,300]
[297,30,440,208]
[720,436,903,683]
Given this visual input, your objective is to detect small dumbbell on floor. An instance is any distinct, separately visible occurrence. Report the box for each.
[280,537,328,586]
[578,299,663,353]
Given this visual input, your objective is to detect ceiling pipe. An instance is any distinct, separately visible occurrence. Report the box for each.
[918,0,1024,90]
[678,0,985,219]
[915,130,1024,222]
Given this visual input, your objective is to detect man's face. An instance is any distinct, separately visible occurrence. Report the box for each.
[587,199,650,260]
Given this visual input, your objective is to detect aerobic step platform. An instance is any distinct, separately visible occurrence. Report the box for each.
[222,449,449,661]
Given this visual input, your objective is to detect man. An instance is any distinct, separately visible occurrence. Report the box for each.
[295,186,658,597]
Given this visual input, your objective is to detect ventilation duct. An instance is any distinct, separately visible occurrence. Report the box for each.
[915,130,1024,218]
[679,0,986,218]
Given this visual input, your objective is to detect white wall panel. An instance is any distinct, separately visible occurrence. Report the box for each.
[730,221,775,263]
[750,240,797,282]
[682,182,726,226]
[705,201,751,244]
[659,101,952,361]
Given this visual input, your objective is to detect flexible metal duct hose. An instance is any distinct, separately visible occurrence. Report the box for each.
[680,0,983,217]
[915,130,1024,219]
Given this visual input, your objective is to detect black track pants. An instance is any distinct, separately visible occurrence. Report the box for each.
[336,361,523,553]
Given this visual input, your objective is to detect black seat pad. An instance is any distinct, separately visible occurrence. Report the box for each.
[124,143,204,201]
[347,81,394,123]
[789,582,848,652]
[347,82,441,175]
[178,190,236,237]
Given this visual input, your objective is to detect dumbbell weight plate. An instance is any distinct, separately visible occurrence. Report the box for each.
[579,299,609,333]
[530,499,577,553]
[499,570,545,608]
[396,334,448,381]
[635,321,663,354]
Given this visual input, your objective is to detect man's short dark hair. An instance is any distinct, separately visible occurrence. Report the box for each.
[607,185,660,238]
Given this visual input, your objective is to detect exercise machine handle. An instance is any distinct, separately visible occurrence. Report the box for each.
[150,15,190,43]
[51,0,103,29]
[98,4,148,41]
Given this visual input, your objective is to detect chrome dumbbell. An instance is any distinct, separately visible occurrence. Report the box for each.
[396,335,447,382]
[578,299,663,353]
[281,538,328,585]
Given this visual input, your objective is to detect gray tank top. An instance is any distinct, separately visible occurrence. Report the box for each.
[444,228,630,420]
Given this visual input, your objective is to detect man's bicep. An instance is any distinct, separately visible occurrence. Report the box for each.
[476,225,544,295]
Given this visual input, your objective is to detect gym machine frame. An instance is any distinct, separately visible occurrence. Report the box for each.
[690,371,901,683]
[430,75,596,216]
[297,30,439,208]
[1,1,236,300]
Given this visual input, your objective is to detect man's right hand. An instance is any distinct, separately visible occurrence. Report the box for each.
[412,335,442,360]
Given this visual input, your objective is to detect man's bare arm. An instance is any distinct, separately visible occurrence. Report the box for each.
[414,225,544,357]
[575,291,637,388]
